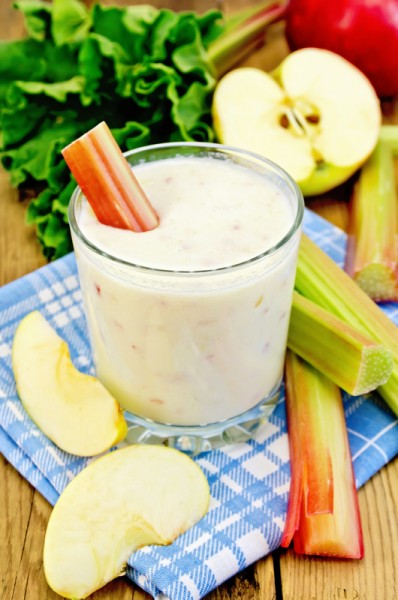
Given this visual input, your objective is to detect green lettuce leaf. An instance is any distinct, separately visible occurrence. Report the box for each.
[51,0,92,46]
[0,0,223,260]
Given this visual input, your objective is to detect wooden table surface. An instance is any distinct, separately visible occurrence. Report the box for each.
[1,1,397,599]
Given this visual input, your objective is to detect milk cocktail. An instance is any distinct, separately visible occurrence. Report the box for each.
[69,143,304,441]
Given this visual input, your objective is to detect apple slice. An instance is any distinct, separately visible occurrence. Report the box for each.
[12,311,127,456]
[43,445,210,599]
[212,48,381,196]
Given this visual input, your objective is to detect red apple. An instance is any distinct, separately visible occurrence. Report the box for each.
[285,0,398,98]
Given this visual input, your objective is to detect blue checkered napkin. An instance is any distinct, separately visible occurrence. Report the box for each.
[0,210,397,600]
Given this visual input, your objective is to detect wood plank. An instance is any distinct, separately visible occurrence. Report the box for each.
[0,0,24,40]
[0,169,46,285]
[1,455,35,600]
[279,460,398,600]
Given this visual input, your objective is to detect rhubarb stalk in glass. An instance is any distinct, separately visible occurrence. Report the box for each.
[62,122,159,232]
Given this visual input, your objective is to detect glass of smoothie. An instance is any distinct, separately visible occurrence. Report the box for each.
[69,142,304,453]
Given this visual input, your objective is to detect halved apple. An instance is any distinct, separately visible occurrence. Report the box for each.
[43,445,210,599]
[12,311,127,456]
[212,48,381,196]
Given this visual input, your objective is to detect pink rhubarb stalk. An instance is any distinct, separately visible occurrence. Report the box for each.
[62,121,159,232]
[281,350,364,558]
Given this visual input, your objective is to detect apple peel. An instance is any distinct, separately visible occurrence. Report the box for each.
[12,311,127,456]
[43,445,210,599]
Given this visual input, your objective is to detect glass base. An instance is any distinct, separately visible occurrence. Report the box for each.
[123,382,281,456]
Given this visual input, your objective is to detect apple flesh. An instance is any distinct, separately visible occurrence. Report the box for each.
[43,445,210,599]
[285,0,398,98]
[12,311,127,456]
[212,48,381,196]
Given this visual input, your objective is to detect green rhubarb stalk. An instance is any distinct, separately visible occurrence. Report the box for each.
[295,234,398,415]
[288,291,393,395]
[345,139,398,301]
[208,0,288,77]
[379,124,398,154]
[282,350,364,558]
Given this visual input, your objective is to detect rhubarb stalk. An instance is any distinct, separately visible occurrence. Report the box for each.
[281,350,364,559]
[379,124,398,154]
[345,139,398,301]
[288,291,393,395]
[295,234,398,416]
[62,122,159,232]
[208,1,288,77]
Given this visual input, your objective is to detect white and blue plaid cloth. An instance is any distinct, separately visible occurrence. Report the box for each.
[1,209,397,600]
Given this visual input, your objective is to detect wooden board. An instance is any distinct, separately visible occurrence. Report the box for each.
[0,1,397,599]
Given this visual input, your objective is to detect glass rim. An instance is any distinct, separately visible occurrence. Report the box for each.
[68,141,305,277]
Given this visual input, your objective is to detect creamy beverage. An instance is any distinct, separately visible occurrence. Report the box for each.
[69,143,303,432]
